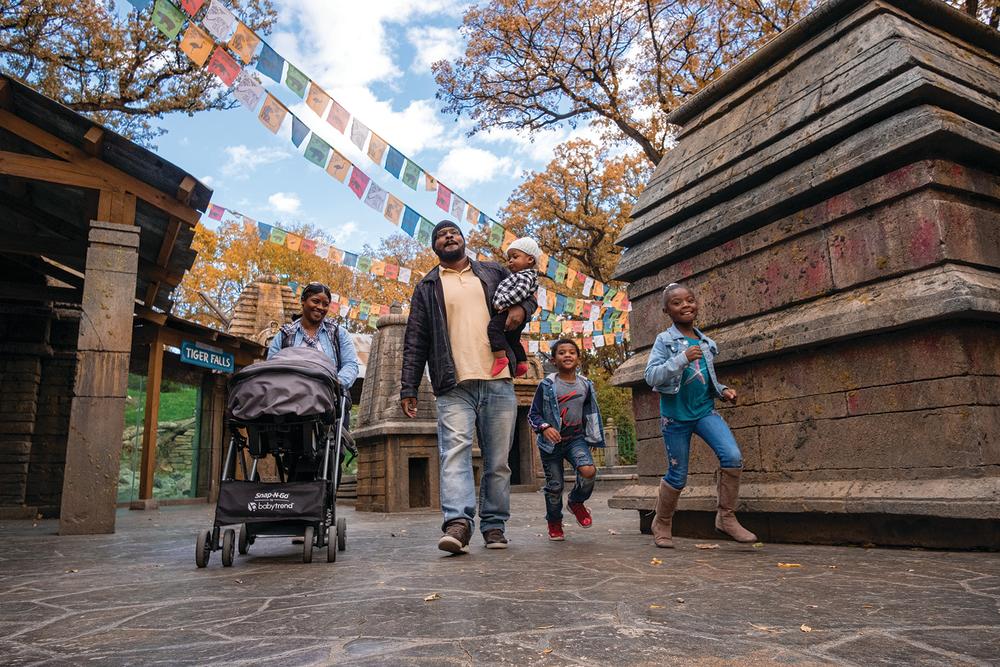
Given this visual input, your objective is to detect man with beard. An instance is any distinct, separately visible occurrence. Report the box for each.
[401,220,537,553]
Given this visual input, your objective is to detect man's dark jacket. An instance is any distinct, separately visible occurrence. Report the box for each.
[401,260,538,399]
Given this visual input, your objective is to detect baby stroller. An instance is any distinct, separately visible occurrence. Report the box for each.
[195,346,352,567]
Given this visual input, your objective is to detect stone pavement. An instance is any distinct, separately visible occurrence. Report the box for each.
[1,490,998,666]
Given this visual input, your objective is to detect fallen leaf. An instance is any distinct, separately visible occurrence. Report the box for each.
[828,565,838,569]
[650,557,663,567]
[800,624,812,632]
[753,542,765,548]
[423,593,441,602]
[749,623,779,633]
[777,562,802,568]
[649,604,664,609]
[607,529,618,535]
[234,579,244,584]
[675,597,685,604]
[65,569,78,573]
[694,544,719,550]
[536,625,554,629]
[541,648,553,654]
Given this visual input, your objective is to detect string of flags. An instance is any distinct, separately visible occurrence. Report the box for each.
[132,0,630,314]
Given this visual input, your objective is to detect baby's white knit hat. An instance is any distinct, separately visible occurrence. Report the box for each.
[507,237,542,263]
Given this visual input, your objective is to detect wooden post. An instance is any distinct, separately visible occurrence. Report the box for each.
[133,329,163,510]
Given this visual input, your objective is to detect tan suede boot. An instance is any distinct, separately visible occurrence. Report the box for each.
[715,468,757,543]
[652,480,682,548]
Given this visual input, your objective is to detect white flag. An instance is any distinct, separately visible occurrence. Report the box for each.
[398,266,412,283]
[528,340,539,353]
[203,0,237,41]
[582,276,594,297]
[233,70,264,110]
[593,335,605,348]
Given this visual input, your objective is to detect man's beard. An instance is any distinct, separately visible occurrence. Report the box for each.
[434,241,466,263]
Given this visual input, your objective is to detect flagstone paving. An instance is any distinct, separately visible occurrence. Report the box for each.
[1,490,998,666]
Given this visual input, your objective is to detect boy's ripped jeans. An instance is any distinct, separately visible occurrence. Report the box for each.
[541,438,595,522]
[660,412,743,490]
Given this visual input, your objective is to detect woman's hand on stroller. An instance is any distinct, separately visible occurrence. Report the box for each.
[401,397,418,418]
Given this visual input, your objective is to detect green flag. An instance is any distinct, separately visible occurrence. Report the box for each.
[152,0,185,39]
[284,64,309,99]
[303,134,331,168]
[416,217,433,245]
[489,223,504,248]
[401,160,421,190]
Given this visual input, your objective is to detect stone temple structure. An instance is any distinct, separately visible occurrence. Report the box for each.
[611,0,999,548]
[227,274,301,344]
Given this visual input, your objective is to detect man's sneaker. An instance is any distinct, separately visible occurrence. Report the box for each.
[568,502,593,528]
[547,521,565,541]
[483,528,509,549]
[438,519,471,554]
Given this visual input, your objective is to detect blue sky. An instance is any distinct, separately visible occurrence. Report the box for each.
[138,0,598,255]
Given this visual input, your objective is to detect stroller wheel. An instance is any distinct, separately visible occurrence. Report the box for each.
[302,526,314,564]
[238,525,249,555]
[327,526,337,563]
[221,529,236,567]
[195,529,212,568]
[337,517,347,551]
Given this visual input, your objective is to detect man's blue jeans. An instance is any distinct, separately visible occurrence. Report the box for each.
[661,412,743,490]
[540,437,595,522]
[436,379,517,533]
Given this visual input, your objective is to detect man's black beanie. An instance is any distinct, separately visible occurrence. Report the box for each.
[432,219,463,240]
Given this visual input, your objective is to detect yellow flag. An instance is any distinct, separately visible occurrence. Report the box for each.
[285,233,302,252]
[258,94,287,134]
[228,22,261,63]
[367,133,389,164]
[384,194,404,224]
[370,259,386,276]
[179,24,213,66]
[305,83,331,117]
[326,150,351,183]
[424,173,438,191]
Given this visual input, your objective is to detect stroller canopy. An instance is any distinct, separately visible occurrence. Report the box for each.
[228,347,340,422]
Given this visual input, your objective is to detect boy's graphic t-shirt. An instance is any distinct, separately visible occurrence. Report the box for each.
[555,375,588,439]
[659,336,715,422]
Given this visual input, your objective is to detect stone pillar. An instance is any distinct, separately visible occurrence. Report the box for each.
[610,0,1000,548]
[59,220,140,535]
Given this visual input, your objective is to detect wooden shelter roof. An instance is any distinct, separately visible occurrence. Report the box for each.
[0,75,210,312]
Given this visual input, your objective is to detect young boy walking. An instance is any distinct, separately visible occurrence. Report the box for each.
[528,339,605,540]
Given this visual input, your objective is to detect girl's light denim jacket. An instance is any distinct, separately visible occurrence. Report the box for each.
[527,373,606,454]
[644,325,728,398]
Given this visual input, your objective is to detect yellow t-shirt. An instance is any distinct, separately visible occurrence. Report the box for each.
[440,263,511,382]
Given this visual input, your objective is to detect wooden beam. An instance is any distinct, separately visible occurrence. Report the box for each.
[176,176,197,205]
[143,281,161,308]
[0,236,85,262]
[136,304,168,325]
[96,189,136,226]
[139,260,184,286]
[0,79,10,109]
[83,127,104,157]
[0,150,116,191]
[0,109,200,226]
[139,329,164,500]
[0,282,80,302]
[156,218,182,266]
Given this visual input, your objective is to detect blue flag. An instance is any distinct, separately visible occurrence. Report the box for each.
[384,147,405,179]
[257,222,272,240]
[401,206,419,236]
[255,42,285,82]
[342,252,358,268]
[291,115,309,147]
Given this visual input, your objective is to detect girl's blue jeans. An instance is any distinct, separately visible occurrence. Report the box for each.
[540,438,595,522]
[661,412,742,490]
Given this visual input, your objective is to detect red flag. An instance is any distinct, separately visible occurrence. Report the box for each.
[207,204,224,220]
[348,167,370,198]
[435,183,452,211]
[206,48,240,86]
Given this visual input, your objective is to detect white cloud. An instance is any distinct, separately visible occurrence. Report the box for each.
[435,147,518,190]
[200,174,218,188]
[268,192,302,214]
[330,221,359,247]
[221,145,291,178]
[407,25,463,73]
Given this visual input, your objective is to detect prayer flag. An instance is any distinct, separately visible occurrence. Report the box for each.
[228,22,260,63]
[364,182,388,212]
[326,150,350,182]
[593,281,604,297]
[416,218,433,246]
[478,211,487,226]
[489,223,505,248]
[356,256,372,273]
[583,337,593,350]
[424,173,438,191]
[573,321,584,333]
[284,63,309,99]
[305,83,331,117]
[465,205,479,225]
[326,100,350,133]
[565,268,577,286]
[401,160,420,190]
[450,194,465,221]
[537,287,547,309]
[383,194,404,224]
[203,0,236,41]
[502,229,516,251]
[207,204,224,220]
[380,304,391,316]
[290,115,309,147]
[256,222,271,240]
[179,24,213,66]
[206,48,240,86]
[555,263,567,283]
[384,263,399,280]
[615,332,624,344]
[540,321,550,334]
[555,294,566,313]
[367,133,388,164]
[255,42,284,82]
[348,167,370,198]
[303,133,331,167]
[269,227,286,245]
[562,320,573,334]
[384,147,404,178]
[328,247,344,264]
[151,0,184,39]
[538,253,549,273]
[582,276,594,297]
[285,233,301,251]
[593,334,604,348]
[258,94,287,134]
[529,340,539,354]
[545,258,558,279]
[398,267,412,283]
[350,118,369,150]
[401,206,419,236]
[370,259,385,276]
[233,70,265,110]
[435,183,451,212]
[342,252,358,268]
[315,242,329,259]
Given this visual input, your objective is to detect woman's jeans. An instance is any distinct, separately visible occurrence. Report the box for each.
[541,437,596,522]
[436,379,517,533]
[661,412,742,490]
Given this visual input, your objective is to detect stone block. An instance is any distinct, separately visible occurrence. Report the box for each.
[77,274,137,354]
[71,352,129,398]
[846,375,999,416]
[722,392,847,429]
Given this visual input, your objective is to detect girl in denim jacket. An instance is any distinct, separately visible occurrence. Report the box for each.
[644,283,756,548]
[528,339,605,541]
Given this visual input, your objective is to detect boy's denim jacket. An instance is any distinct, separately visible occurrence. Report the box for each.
[644,325,728,398]
[527,373,606,454]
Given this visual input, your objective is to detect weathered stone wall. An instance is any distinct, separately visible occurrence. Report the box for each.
[611,0,999,547]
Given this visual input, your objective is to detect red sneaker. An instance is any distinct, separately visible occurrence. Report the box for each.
[490,357,508,377]
[547,521,565,541]
[514,362,529,377]
[568,502,592,528]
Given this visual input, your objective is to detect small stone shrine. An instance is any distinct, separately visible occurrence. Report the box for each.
[354,305,544,513]
[227,274,301,344]
[610,0,999,548]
